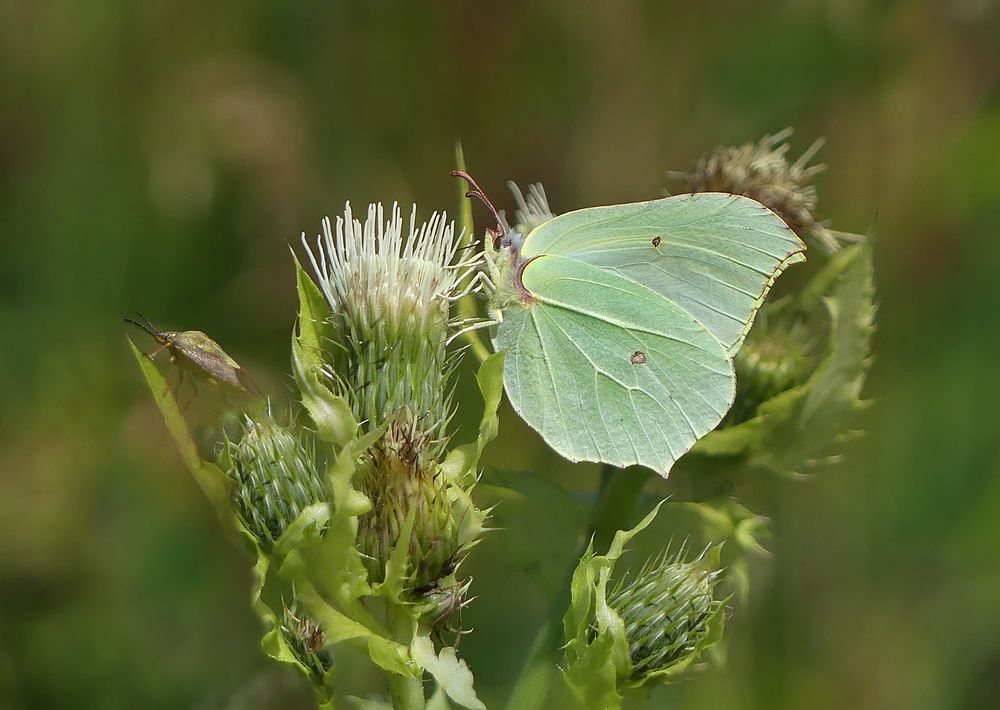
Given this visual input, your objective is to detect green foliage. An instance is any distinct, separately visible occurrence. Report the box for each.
[411,632,485,710]
[292,255,359,448]
[671,499,771,607]
[126,338,232,515]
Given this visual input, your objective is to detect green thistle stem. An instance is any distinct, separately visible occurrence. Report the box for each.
[387,604,425,710]
[454,140,490,364]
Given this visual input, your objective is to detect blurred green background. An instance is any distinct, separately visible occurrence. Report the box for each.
[2,1,999,708]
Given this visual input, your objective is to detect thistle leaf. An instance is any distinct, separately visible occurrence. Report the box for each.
[673,498,770,605]
[441,351,505,485]
[292,256,358,448]
[345,697,394,710]
[127,337,231,514]
[412,630,487,710]
[375,506,418,603]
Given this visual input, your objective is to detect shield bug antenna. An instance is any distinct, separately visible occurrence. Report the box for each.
[123,312,163,340]
[124,312,173,359]
[450,169,508,249]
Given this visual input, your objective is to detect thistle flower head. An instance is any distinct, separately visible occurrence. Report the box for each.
[303,203,479,462]
[302,202,484,592]
[673,128,850,254]
[606,544,726,684]
[223,410,329,550]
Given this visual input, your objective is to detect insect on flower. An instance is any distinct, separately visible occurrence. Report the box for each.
[124,313,259,399]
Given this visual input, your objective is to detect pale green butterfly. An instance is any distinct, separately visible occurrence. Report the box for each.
[453,171,806,477]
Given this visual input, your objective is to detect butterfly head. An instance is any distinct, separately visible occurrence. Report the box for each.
[451,170,533,317]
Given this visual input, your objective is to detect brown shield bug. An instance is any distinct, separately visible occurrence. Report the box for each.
[124,313,259,398]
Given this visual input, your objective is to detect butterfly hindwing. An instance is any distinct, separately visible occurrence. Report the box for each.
[495,255,734,474]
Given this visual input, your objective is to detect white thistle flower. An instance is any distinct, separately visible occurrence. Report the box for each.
[303,202,482,338]
[508,181,555,235]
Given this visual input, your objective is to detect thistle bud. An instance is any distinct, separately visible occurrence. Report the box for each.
[223,411,329,549]
[606,546,725,684]
[729,311,818,424]
[303,203,484,593]
[281,606,332,684]
[673,128,848,254]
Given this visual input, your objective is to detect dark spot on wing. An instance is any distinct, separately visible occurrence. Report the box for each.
[630,351,647,365]
[651,236,661,247]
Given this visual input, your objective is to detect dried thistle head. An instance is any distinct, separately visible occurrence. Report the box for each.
[223,409,328,550]
[673,128,854,254]
[302,203,484,591]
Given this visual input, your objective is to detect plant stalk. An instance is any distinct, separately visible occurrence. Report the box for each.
[503,466,652,710]
[454,140,490,364]
[386,604,425,710]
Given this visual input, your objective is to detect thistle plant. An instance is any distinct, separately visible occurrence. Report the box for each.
[302,204,482,594]
[559,507,727,708]
[127,131,874,709]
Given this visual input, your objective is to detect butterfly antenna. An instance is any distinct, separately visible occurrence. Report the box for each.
[450,169,507,247]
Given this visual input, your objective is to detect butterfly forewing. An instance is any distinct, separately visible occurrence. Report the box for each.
[520,193,806,355]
